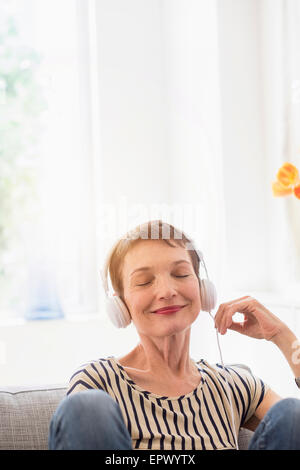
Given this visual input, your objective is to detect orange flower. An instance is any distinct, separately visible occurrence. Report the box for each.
[276,162,299,188]
[272,162,300,199]
[272,181,293,197]
[294,183,300,199]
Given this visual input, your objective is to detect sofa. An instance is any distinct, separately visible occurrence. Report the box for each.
[0,380,254,450]
[0,383,67,450]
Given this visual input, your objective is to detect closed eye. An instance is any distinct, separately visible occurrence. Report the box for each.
[136,275,190,287]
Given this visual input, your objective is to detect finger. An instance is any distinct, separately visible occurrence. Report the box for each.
[223,297,261,334]
[219,309,232,334]
[214,296,250,329]
[217,297,252,334]
[220,308,239,334]
[227,321,246,335]
[215,307,233,334]
[214,301,235,328]
[214,303,226,329]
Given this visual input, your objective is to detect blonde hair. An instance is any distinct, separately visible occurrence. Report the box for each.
[103,220,200,301]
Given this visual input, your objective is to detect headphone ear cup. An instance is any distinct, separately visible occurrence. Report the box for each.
[105,296,131,328]
[200,278,217,312]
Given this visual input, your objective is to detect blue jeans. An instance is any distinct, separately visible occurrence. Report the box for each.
[48,390,132,450]
[48,390,300,450]
[248,397,300,450]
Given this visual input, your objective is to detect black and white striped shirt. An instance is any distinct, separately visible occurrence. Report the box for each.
[67,356,268,450]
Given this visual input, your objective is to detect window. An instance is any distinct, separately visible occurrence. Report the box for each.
[0,0,98,321]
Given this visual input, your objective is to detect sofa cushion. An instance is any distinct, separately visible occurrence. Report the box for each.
[0,384,67,450]
[238,427,253,450]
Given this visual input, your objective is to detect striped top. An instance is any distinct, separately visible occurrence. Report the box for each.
[67,356,268,450]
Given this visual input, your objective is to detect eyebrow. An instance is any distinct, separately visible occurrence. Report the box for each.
[130,260,191,277]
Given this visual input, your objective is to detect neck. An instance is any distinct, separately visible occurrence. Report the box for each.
[129,329,195,379]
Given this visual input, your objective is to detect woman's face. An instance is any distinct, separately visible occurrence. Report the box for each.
[121,239,202,338]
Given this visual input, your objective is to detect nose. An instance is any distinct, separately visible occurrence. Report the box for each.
[155,275,178,300]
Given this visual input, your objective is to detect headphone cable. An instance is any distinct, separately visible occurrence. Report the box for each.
[208,311,239,450]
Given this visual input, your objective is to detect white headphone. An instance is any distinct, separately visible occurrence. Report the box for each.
[100,246,217,328]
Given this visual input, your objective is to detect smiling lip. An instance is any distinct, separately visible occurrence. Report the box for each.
[153,305,186,314]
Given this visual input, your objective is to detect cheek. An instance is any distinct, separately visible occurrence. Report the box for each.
[186,278,201,299]
[124,291,146,317]
[187,280,202,313]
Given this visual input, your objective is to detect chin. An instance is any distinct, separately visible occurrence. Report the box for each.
[152,317,194,337]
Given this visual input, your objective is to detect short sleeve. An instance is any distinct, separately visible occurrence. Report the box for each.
[66,361,107,396]
[225,365,270,426]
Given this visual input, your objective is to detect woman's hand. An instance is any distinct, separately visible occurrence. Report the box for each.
[214,296,287,341]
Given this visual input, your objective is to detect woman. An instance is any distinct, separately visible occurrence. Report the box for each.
[48,220,300,450]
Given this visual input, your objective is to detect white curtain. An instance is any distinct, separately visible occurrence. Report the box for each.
[196,0,300,399]
[282,0,300,291]
[260,0,300,302]
[218,0,300,398]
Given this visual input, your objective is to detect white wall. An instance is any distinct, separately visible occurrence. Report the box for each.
[0,315,139,387]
